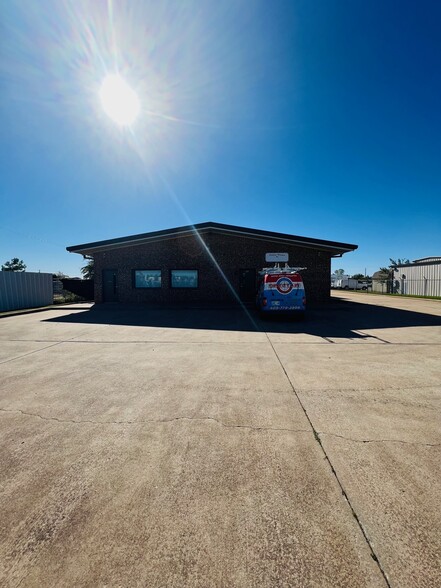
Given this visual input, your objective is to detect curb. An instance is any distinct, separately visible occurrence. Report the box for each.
[0,302,93,319]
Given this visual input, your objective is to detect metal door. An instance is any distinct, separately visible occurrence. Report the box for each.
[239,269,257,302]
[102,269,118,302]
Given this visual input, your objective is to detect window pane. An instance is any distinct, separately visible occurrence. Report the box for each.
[171,270,198,288]
[135,270,161,288]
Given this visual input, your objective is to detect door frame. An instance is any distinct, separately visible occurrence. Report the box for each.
[102,269,119,302]
[239,268,257,302]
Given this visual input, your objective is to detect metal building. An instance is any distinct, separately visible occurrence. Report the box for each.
[392,257,441,297]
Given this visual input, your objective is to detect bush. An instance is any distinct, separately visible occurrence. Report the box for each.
[53,291,85,304]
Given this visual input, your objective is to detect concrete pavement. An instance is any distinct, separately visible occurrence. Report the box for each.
[0,293,440,587]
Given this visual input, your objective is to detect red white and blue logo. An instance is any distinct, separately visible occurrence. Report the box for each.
[276,277,293,294]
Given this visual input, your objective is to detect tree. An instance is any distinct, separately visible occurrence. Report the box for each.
[2,258,26,272]
[351,273,366,279]
[379,267,390,274]
[334,268,345,277]
[389,258,410,268]
[81,258,94,280]
[53,271,69,279]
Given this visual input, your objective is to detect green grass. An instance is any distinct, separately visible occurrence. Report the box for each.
[342,290,441,301]
[54,293,85,303]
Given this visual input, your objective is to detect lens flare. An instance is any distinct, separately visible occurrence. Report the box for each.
[99,74,140,126]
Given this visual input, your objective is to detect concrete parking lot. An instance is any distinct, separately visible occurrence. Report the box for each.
[1,292,440,587]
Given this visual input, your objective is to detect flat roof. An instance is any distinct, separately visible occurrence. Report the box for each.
[67,221,358,257]
[412,257,441,264]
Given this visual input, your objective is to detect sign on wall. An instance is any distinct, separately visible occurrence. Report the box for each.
[265,252,289,262]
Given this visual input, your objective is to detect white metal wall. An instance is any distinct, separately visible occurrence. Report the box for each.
[0,272,53,311]
[393,262,441,296]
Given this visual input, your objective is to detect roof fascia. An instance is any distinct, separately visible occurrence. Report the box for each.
[395,259,441,268]
[67,224,357,256]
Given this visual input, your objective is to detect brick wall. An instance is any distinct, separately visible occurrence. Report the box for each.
[93,232,332,306]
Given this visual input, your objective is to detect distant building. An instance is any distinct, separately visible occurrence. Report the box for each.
[371,270,390,293]
[330,274,350,288]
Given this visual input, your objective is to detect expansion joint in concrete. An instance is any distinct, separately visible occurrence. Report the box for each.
[0,329,104,365]
[264,332,392,588]
[0,342,63,365]
[355,331,391,344]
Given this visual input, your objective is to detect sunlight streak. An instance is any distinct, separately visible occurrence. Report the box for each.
[143,109,222,129]
[156,171,260,330]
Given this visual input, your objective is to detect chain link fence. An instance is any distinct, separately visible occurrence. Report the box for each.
[369,278,441,297]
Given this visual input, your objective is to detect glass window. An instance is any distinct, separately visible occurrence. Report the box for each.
[134,270,161,288]
[171,269,198,288]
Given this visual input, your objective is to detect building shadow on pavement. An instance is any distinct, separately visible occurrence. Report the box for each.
[43,298,441,340]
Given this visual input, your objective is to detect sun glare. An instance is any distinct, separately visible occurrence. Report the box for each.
[99,74,140,126]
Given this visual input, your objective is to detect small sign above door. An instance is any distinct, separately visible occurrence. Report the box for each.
[265,252,289,262]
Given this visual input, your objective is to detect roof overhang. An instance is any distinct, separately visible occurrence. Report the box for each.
[67,222,358,258]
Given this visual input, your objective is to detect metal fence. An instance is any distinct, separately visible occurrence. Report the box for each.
[369,279,440,297]
[61,278,94,300]
[0,272,53,311]
[52,278,94,302]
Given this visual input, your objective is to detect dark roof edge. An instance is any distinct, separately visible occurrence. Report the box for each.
[67,222,358,255]
[394,259,441,268]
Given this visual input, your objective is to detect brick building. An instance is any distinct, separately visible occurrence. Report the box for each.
[67,222,357,306]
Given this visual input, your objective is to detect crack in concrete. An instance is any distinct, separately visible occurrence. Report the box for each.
[0,407,310,434]
[296,391,438,410]
[296,383,440,393]
[317,431,440,447]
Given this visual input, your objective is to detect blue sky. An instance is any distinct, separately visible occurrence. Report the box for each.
[1,0,440,277]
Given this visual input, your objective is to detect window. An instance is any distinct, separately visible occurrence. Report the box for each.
[171,269,198,288]
[134,270,162,288]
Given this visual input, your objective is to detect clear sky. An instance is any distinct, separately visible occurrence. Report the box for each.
[1,0,440,277]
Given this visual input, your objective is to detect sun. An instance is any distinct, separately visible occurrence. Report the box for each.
[99,74,140,126]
